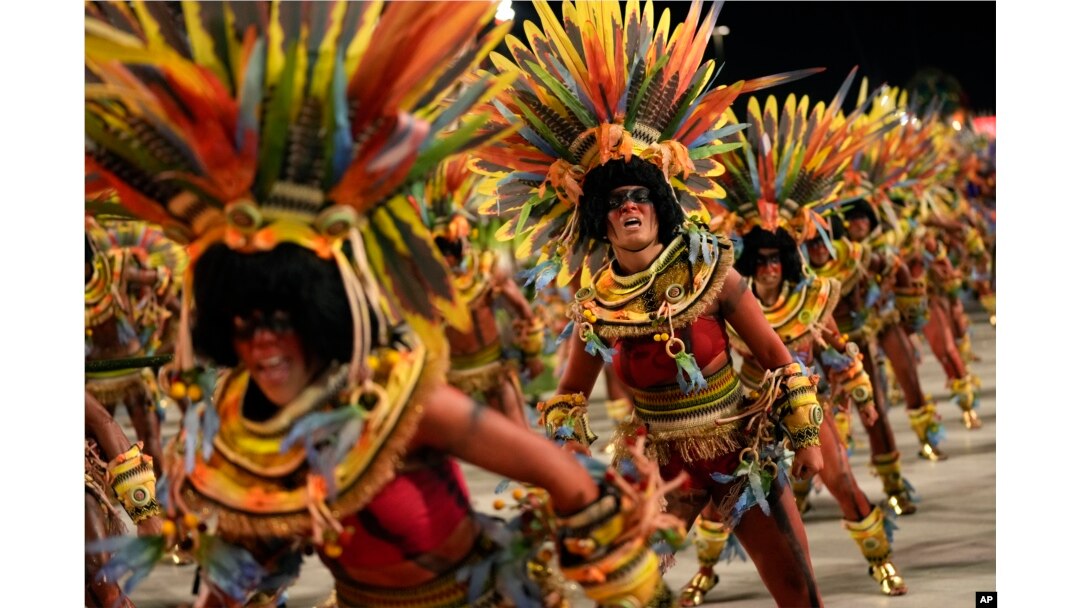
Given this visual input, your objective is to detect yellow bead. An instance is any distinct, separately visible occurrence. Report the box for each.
[186,384,203,402]
[323,544,343,558]
[183,513,199,529]
[661,333,670,341]
[493,499,506,510]
[512,488,525,501]
[367,355,379,370]
[385,351,401,365]
[161,520,176,537]
[169,382,187,400]
[653,334,662,342]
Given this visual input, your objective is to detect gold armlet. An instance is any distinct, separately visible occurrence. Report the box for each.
[107,442,161,523]
[557,485,666,606]
[537,393,597,446]
[829,345,874,409]
[894,283,928,325]
[773,364,823,449]
[965,228,986,256]
[515,317,546,357]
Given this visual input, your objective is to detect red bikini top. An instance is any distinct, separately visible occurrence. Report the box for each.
[611,314,730,390]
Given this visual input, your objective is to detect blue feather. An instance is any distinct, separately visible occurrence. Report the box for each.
[155,473,171,513]
[556,320,576,345]
[183,403,200,473]
[88,534,167,597]
[492,99,560,158]
[865,281,882,308]
[494,478,511,494]
[329,47,352,183]
[573,453,611,482]
[720,534,748,563]
[197,534,265,603]
[583,331,615,364]
[236,39,266,151]
[710,471,737,484]
[200,399,219,462]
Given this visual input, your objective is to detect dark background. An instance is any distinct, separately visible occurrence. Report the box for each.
[501,1,995,114]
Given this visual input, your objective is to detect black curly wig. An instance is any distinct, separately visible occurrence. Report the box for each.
[842,198,880,232]
[579,156,685,245]
[734,226,804,286]
[191,242,354,368]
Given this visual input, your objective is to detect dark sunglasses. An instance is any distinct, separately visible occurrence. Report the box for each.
[232,310,294,341]
[755,252,782,267]
[607,187,651,211]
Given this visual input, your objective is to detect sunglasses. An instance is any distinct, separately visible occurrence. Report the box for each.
[232,310,294,341]
[607,187,651,211]
[755,252,782,268]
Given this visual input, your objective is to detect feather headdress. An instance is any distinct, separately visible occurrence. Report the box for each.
[470,0,820,287]
[85,1,514,380]
[840,82,948,230]
[419,154,487,245]
[715,68,896,245]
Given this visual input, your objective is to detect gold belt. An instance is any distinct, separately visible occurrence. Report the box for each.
[449,342,502,370]
[628,361,743,435]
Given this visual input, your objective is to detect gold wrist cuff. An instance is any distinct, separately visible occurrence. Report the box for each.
[538,393,598,446]
[107,443,160,523]
[515,318,546,357]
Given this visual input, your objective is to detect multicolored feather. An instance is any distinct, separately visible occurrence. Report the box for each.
[471,0,821,288]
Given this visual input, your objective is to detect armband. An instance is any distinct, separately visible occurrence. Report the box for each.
[537,393,597,446]
[107,442,161,524]
[514,317,546,358]
[894,283,928,330]
[772,363,823,449]
[557,483,670,606]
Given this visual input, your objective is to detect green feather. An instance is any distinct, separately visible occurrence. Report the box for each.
[523,60,597,129]
[256,40,299,200]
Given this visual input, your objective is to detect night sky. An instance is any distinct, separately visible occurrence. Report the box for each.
[503,1,996,114]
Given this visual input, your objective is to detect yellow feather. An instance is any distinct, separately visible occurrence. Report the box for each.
[343,0,383,77]
[310,0,348,100]
[222,3,243,93]
[266,0,285,87]
[130,1,166,51]
[181,1,230,88]
[290,24,310,121]
[490,52,525,80]
[536,0,587,86]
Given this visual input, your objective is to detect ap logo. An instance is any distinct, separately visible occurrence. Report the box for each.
[976,591,997,606]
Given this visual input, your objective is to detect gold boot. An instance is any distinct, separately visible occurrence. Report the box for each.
[844,507,908,596]
[908,400,948,460]
[791,477,813,514]
[950,375,982,430]
[872,451,917,516]
[957,333,979,363]
[679,518,727,606]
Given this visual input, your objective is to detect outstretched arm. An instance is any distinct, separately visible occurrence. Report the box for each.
[415,385,599,515]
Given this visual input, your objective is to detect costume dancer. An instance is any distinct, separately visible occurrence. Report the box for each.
[85,3,680,606]
[677,81,907,605]
[474,2,830,604]
[425,156,544,428]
